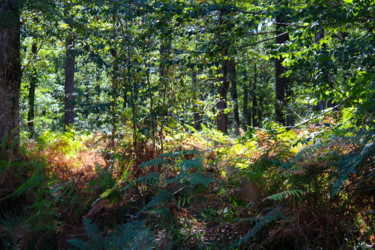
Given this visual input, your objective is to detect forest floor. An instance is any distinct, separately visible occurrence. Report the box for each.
[0,116,374,249]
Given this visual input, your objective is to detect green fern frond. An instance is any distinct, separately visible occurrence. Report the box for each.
[108,220,155,250]
[263,190,303,201]
[179,158,203,171]
[139,157,165,168]
[237,207,283,246]
[69,219,154,250]
[123,172,163,192]
[83,218,104,248]
[5,161,45,199]
[67,239,90,250]
[137,189,173,216]
[332,141,375,195]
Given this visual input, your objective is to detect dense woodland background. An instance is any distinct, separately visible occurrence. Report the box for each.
[0,0,374,249]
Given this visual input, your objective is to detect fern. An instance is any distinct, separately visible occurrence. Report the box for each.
[123,172,164,192]
[107,220,155,249]
[263,190,303,201]
[332,140,375,195]
[236,207,284,247]
[5,161,45,199]
[137,189,173,216]
[68,219,154,250]
[83,218,103,247]
[125,150,219,222]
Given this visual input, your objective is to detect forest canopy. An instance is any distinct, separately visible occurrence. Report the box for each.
[0,0,374,249]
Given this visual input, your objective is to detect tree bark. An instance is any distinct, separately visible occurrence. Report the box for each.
[27,42,38,138]
[230,60,239,135]
[0,0,21,144]
[192,71,202,130]
[158,38,171,153]
[243,70,250,130]
[64,36,75,128]
[217,49,230,133]
[275,15,289,126]
[315,28,327,111]
[252,63,259,127]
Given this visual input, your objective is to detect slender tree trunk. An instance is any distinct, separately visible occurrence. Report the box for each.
[217,49,230,133]
[110,13,119,146]
[64,36,75,128]
[145,52,155,146]
[83,67,90,119]
[27,42,38,138]
[315,28,327,111]
[0,0,21,144]
[275,15,289,125]
[252,63,258,127]
[127,25,137,149]
[243,70,250,130]
[258,94,263,128]
[95,69,102,129]
[192,71,202,130]
[230,60,239,135]
[158,38,171,153]
[285,79,294,126]
[110,49,118,146]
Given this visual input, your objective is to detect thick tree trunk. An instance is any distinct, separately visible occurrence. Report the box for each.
[27,42,38,138]
[0,0,21,144]
[64,37,75,128]
[275,15,289,126]
[230,60,239,135]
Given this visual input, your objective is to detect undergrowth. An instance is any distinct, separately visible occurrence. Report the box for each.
[0,110,374,249]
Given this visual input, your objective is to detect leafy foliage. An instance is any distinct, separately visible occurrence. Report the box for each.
[1,0,375,248]
[68,218,155,250]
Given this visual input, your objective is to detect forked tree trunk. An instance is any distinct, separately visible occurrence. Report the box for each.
[0,0,21,144]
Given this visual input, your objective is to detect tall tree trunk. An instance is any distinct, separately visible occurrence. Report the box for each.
[243,70,250,130]
[158,38,171,153]
[192,70,202,130]
[258,94,263,128]
[83,67,90,119]
[285,78,294,126]
[110,48,118,146]
[0,0,21,144]
[64,36,75,128]
[230,60,239,135]
[315,28,327,111]
[217,49,230,133]
[27,42,38,138]
[95,69,101,129]
[275,15,289,126]
[252,63,259,127]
